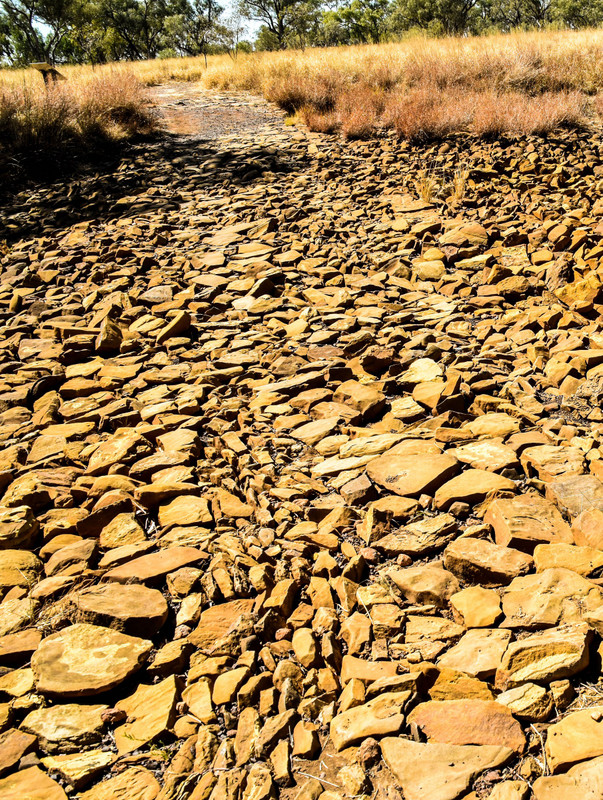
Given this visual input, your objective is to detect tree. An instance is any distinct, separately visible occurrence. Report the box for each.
[285,0,322,48]
[240,0,309,48]
[390,0,478,34]
[254,24,279,48]
[330,0,389,43]
[552,0,603,26]
[1,0,80,63]
[98,0,175,60]
[0,13,14,61]
[221,8,249,57]
[165,0,224,58]
[55,0,111,63]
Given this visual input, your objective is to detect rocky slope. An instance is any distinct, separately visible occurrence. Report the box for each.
[0,86,603,800]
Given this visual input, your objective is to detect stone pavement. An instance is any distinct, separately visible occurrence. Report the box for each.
[0,86,603,799]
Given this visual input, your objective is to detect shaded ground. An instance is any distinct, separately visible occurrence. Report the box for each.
[1,85,306,244]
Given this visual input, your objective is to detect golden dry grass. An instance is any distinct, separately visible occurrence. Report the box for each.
[3,28,603,93]
[185,28,603,138]
[0,70,156,182]
[2,27,603,151]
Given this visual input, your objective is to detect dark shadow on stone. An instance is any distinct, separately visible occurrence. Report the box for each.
[1,131,309,244]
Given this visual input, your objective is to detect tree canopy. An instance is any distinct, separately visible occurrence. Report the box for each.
[0,0,602,65]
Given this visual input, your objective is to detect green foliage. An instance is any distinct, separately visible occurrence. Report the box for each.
[1,0,82,63]
[240,0,319,48]
[331,0,391,43]
[1,0,603,65]
[0,0,231,63]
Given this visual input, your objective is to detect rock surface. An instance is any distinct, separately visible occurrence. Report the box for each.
[32,623,152,696]
[0,83,603,798]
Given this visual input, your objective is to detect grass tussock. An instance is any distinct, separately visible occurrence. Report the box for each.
[188,28,603,139]
[0,71,155,183]
[1,27,603,159]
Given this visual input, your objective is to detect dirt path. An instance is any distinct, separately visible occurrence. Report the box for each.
[0,85,311,242]
[150,82,292,142]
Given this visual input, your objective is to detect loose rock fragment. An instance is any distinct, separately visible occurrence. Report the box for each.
[32,623,152,697]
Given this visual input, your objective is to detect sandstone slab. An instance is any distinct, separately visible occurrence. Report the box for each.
[72,583,168,637]
[381,738,513,800]
[367,453,459,498]
[408,699,525,752]
[330,690,411,751]
[0,766,67,800]
[21,703,108,753]
[496,624,591,689]
[32,623,152,697]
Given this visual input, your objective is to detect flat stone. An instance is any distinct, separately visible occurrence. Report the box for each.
[450,587,501,627]
[429,668,494,702]
[99,513,146,549]
[534,542,603,577]
[444,538,532,586]
[189,598,255,650]
[502,568,603,628]
[484,494,573,553]
[463,413,520,438]
[546,706,603,773]
[41,750,114,789]
[182,678,215,724]
[533,755,603,799]
[488,781,530,800]
[381,738,513,800]
[341,655,399,685]
[388,564,460,607]
[0,628,42,666]
[573,508,603,549]
[330,690,410,751]
[103,546,204,584]
[212,665,250,704]
[451,440,519,472]
[255,709,297,758]
[114,674,179,755]
[0,727,36,776]
[32,623,152,697]
[496,683,553,722]
[367,453,459,497]
[408,699,525,752]
[438,628,512,679]
[86,430,152,476]
[333,380,385,417]
[406,615,464,645]
[0,550,42,589]
[158,495,212,528]
[402,358,444,385]
[0,598,38,638]
[546,474,603,518]
[0,666,34,696]
[0,766,67,800]
[21,703,108,753]
[0,506,38,549]
[496,624,591,689]
[71,583,168,637]
[434,469,516,510]
[376,514,457,557]
[521,444,585,482]
[236,706,261,765]
[80,767,161,800]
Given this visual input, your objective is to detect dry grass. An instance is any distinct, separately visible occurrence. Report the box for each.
[198,28,603,139]
[1,27,603,155]
[0,70,156,183]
